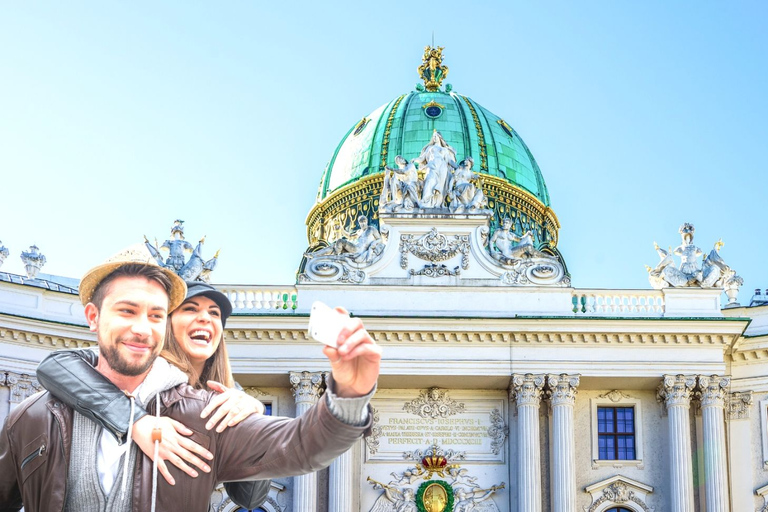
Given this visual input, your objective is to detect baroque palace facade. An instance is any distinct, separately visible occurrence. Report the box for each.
[2,47,768,512]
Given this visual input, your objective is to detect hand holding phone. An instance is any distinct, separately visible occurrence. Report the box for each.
[308,301,349,348]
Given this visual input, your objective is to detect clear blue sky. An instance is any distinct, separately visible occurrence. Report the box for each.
[1,2,766,303]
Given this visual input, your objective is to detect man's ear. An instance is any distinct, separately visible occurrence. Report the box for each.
[84,303,99,332]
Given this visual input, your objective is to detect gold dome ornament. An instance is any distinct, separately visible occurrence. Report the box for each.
[418,46,449,92]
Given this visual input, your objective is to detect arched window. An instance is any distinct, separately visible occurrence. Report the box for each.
[606,508,633,512]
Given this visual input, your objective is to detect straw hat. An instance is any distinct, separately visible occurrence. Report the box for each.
[78,243,187,311]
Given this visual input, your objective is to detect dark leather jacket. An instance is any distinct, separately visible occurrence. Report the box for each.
[1,381,370,511]
[35,349,269,509]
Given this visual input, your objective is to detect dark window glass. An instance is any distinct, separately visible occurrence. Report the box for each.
[264,403,272,416]
[597,407,635,460]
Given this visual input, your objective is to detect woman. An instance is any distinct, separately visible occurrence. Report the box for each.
[36,280,271,509]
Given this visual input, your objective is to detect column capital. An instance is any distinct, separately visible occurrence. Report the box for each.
[697,375,730,408]
[290,371,326,405]
[546,374,580,407]
[511,374,546,407]
[727,390,752,420]
[657,374,696,408]
[6,371,42,404]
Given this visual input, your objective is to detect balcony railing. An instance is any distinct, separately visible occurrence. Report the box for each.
[218,285,299,313]
[571,289,665,316]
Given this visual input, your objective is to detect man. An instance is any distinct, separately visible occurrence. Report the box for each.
[0,250,381,511]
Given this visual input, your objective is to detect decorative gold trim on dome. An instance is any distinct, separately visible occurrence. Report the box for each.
[379,95,406,170]
[418,46,449,92]
[422,100,445,110]
[461,96,488,172]
[497,119,514,137]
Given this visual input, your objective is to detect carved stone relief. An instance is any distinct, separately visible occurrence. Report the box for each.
[403,388,465,419]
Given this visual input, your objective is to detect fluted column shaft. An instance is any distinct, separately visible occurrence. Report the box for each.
[290,371,325,512]
[512,374,545,512]
[327,373,354,512]
[658,375,696,512]
[328,447,353,512]
[547,374,579,512]
[698,375,730,512]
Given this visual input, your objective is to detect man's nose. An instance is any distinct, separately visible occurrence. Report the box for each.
[131,315,153,339]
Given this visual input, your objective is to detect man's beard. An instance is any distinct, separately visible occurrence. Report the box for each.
[99,335,159,377]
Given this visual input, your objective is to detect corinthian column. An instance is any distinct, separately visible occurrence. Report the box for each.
[698,375,730,512]
[511,374,545,512]
[290,371,325,512]
[658,375,696,512]
[327,374,354,512]
[547,374,579,512]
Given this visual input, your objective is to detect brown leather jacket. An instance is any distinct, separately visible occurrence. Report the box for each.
[0,384,370,512]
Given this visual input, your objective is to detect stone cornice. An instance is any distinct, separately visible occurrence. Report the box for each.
[225,327,736,347]
[0,314,95,350]
[729,334,768,362]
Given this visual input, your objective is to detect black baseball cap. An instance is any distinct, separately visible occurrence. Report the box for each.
[183,281,233,327]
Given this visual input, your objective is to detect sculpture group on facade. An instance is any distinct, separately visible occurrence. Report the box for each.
[379,131,487,214]
[144,220,220,282]
[304,215,385,264]
[488,217,546,264]
[646,223,743,305]
[367,444,504,512]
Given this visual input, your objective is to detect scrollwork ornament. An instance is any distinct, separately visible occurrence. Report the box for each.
[697,375,729,408]
[402,388,465,419]
[727,391,752,420]
[511,374,545,407]
[487,408,508,455]
[587,482,652,512]
[399,229,470,269]
[289,371,325,405]
[657,374,696,408]
[365,407,382,455]
[546,374,580,407]
[599,390,632,403]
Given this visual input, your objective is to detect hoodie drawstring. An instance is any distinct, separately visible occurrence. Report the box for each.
[120,393,136,501]
[150,391,161,512]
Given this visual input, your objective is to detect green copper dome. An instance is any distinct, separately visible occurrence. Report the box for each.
[316,90,551,207]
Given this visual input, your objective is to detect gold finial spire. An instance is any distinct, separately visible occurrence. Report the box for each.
[418,45,449,92]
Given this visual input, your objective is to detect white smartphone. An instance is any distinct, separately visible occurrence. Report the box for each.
[308,301,349,348]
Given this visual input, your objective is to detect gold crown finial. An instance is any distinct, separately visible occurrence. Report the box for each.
[418,46,449,92]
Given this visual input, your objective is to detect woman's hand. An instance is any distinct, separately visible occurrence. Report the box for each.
[201,380,266,432]
[131,415,213,485]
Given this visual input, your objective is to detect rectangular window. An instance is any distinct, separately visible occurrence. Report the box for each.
[264,403,272,416]
[597,407,635,460]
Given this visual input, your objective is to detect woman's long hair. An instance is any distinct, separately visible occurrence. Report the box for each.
[160,321,234,389]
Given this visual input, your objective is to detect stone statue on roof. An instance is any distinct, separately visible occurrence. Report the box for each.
[160,219,194,271]
[20,245,46,280]
[448,157,487,213]
[305,215,385,264]
[144,221,220,282]
[489,218,547,264]
[380,156,422,213]
[416,131,458,209]
[646,223,742,299]
[0,241,8,269]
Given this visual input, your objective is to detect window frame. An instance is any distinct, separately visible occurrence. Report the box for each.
[590,394,644,469]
